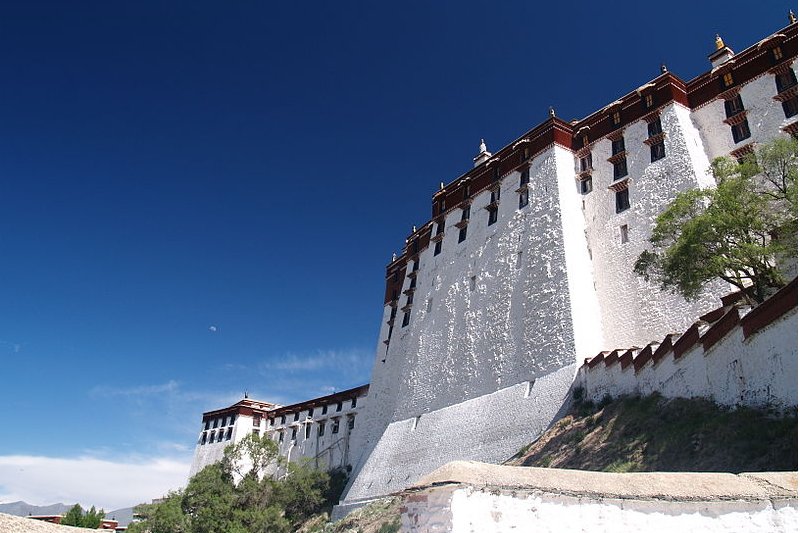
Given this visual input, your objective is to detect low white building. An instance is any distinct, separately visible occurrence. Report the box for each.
[188,385,368,479]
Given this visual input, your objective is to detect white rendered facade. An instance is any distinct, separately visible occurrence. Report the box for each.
[339,23,798,509]
[188,385,368,479]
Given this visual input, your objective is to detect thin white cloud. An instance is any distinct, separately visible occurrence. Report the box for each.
[0,454,189,510]
[89,380,179,398]
[268,348,372,372]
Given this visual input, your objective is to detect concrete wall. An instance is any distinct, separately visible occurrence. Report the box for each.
[399,461,797,533]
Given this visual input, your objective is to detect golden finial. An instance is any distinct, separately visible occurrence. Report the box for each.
[440,181,445,190]
[412,225,417,233]
[715,34,725,50]
[790,10,797,24]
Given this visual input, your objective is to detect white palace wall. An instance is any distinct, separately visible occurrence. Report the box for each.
[340,23,798,510]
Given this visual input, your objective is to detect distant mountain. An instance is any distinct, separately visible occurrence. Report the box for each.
[0,501,136,527]
[0,501,72,517]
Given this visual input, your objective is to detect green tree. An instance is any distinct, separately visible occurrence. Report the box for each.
[128,492,189,533]
[60,504,85,527]
[272,460,330,527]
[635,137,797,303]
[61,504,106,528]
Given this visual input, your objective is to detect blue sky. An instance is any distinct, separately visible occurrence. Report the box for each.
[0,0,791,510]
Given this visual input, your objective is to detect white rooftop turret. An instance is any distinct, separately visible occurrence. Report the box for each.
[473,138,492,167]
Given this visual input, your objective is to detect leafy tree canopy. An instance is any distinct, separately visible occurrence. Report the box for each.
[60,503,106,528]
[635,136,797,303]
[129,432,346,533]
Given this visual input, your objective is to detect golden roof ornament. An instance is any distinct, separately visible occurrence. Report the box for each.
[548,106,556,118]
[715,34,725,50]
[790,10,797,24]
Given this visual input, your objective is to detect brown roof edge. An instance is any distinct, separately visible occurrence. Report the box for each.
[267,384,370,417]
[701,307,742,351]
[742,277,798,339]
[586,352,607,369]
[632,345,652,373]
[673,324,700,359]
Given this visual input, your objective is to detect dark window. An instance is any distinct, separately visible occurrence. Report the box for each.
[280,415,286,424]
[783,99,798,118]
[390,306,397,321]
[351,398,357,408]
[201,432,207,445]
[461,206,470,222]
[406,293,413,306]
[493,167,500,181]
[348,417,355,430]
[307,409,313,418]
[773,46,784,62]
[269,418,274,427]
[776,70,798,93]
[438,198,445,214]
[218,431,224,442]
[615,188,630,213]
[620,224,629,243]
[732,121,751,143]
[434,240,442,256]
[436,221,444,235]
[291,428,297,440]
[204,420,210,431]
[229,415,236,426]
[279,431,284,442]
[409,277,416,289]
[252,414,261,427]
[336,402,343,412]
[293,412,299,422]
[580,178,592,194]
[213,418,218,429]
[209,431,215,442]
[305,424,311,439]
[518,189,529,208]
[322,405,328,415]
[644,94,654,109]
[582,135,589,147]
[463,184,471,199]
[401,311,410,327]
[332,419,340,434]
[488,207,498,226]
[724,95,745,117]
[611,137,625,155]
[520,168,530,186]
[318,422,325,437]
[225,428,232,441]
[650,141,666,162]
[613,159,628,179]
[458,226,467,242]
[579,154,592,172]
[647,118,662,137]
[490,188,500,203]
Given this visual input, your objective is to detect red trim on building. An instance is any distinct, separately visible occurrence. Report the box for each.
[741,278,798,339]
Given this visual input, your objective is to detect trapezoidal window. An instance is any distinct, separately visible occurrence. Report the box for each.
[615,187,630,213]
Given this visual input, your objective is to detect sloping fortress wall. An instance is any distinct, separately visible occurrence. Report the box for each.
[341,22,798,508]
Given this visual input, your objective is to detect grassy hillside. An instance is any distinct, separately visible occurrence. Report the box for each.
[506,393,797,473]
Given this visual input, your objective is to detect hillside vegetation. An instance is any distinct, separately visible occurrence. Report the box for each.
[507,393,798,473]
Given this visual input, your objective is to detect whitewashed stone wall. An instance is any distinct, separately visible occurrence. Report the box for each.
[401,482,797,533]
[188,413,249,478]
[264,396,366,475]
[691,60,798,157]
[343,366,575,505]
[578,305,798,411]
[580,102,723,350]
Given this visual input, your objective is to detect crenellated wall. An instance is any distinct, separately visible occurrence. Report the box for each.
[577,279,798,410]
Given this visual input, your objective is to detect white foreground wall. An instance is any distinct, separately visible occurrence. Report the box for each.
[399,462,797,533]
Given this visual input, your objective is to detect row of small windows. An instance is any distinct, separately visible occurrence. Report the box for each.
[199,427,233,445]
[273,416,355,443]
[265,398,357,427]
[203,414,236,431]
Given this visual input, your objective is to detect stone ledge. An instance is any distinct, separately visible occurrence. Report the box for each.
[414,460,797,502]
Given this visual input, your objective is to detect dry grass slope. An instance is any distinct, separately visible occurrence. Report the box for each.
[506,394,798,473]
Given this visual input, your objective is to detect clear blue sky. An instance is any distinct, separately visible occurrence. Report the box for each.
[0,0,791,509]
